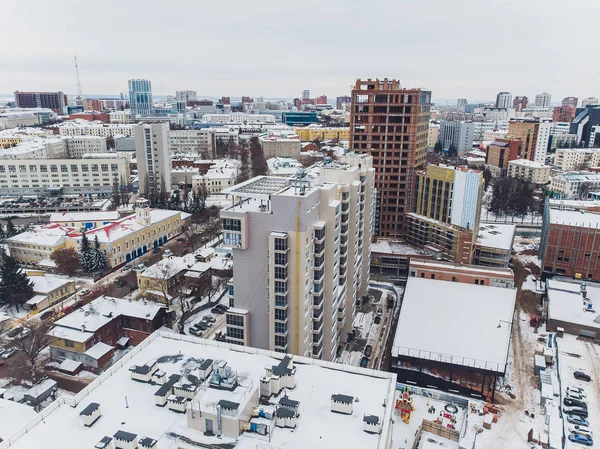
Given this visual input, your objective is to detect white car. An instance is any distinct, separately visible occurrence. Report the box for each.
[132,263,146,272]
[1,348,16,359]
[569,425,593,437]
[566,390,587,401]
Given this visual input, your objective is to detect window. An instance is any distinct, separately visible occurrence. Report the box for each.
[101,164,109,172]
[275,335,287,348]
[81,164,89,172]
[223,232,241,247]
[111,164,118,171]
[91,164,99,172]
[50,165,58,173]
[226,314,244,327]
[19,165,26,172]
[71,164,78,172]
[274,266,287,280]
[227,327,244,340]
[275,295,287,307]
[275,308,287,321]
[223,218,241,231]
[61,165,68,172]
[8,165,15,173]
[274,281,287,293]
[64,340,75,348]
[274,252,287,266]
[275,322,287,334]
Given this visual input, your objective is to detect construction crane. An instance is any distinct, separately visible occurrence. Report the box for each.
[74,54,84,106]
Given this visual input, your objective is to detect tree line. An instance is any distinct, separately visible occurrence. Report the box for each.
[486,178,545,222]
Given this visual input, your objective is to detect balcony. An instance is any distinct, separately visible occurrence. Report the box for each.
[314,229,326,242]
[340,235,348,247]
[314,242,325,255]
[312,342,323,358]
[342,202,349,213]
[313,304,324,319]
[312,329,324,344]
[313,293,324,308]
[312,317,324,333]
[274,326,288,336]
[313,268,324,281]
[313,255,324,269]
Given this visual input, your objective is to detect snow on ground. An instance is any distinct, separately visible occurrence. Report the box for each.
[521,275,542,292]
[0,398,37,441]
[556,334,600,448]
[338,350,362,366]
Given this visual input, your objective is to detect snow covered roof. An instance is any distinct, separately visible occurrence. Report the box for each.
[6,331,396,449]
[0,399,37,441]
[68,209,183,244]
[28,274,73,294]
[25,294,47,306]
[85,342,114,360]
[548,207,600,227]
[49,211,120,223]
[476,224,515,250]
[392,277,516,373]
[141,252,230,280]
[371,240,427,256]
[7,223,74,246]
[547,279,600,329]
[24,379,57,399]
[51,296,165,334]
[60,359,83,374]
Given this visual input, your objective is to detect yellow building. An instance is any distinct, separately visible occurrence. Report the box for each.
[294,127,349,142]
[25,272,77,311]
[0,135,23,148]
[64,199,191,268]
[7,223,73,266]
[49,211,121,231]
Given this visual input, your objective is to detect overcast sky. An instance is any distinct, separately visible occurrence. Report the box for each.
[3,0,600,104]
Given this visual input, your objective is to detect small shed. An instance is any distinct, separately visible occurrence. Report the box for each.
[218,399,240,417]
[116,337,130,349]
[23,379,57,406]
[129,360,158,383]
[113,430,137,449]
[59,358,83,376]
[152,370,167,385]
[534,355,546,375]
[167,395,187,413]
[138,436,158,449]
[79,402,102,427]
[173,382,197,399]
[199,358,213,380]
[363,415,381,434]
[279,396,299,412]
[275,406,298,428]
[94,436,113,449]
[331,394,354,415]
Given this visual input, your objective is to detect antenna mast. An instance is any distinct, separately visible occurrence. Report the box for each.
[74,54,84,106]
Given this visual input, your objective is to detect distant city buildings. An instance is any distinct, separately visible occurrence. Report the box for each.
[128,79,153,117]
[507,159,551,185]
[336,95,351,109]
[175,90,197,103]
[456,98,467,112]
[553,106,576,123]
[535,92,552,108]
[302,89,310,100]
[438,120,474,154]
[14,91,67,114]
[507,118,551,164]
[582,97,599,108]
[495,92,512,109]
[349,78,431,238]
[562,97,578,108]
[513,96,528,112]
[570,104,600,146]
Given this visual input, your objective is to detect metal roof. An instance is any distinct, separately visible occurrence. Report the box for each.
[276,407,297,418]
[217,400,240,410]
[363,415,380,424]
[223,176,291,199]
[113,430,137,442]
[280,396,299,408]
[79,402,100,416]
[139,436,157,448]
[331,394,354,403]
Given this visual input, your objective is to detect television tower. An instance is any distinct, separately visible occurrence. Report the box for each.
[74,54,84,106]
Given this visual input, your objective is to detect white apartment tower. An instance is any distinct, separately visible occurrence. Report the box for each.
[495,92,512,109]
[134,123,172,195]
[535,92,552,108]
[221,155,375,361]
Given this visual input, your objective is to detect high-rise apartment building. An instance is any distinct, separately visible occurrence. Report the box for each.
[562,97,578,108]
[302,90,311,100]
[438,120,474,154]
[175,90,197,103]
[456,98,467,112]
[14,91,67,114]
[128,79,153,117]
[221,155,375,360]
[496,92,512,109]
[406,165,484,263]
[535,92,552,108]
[582,97,599,108]
[513,96,528,112]
[315,95,328,105]
[507,118,550,163]
[336,95,351,109]
[349,78,431,237]
[134,123,171,195]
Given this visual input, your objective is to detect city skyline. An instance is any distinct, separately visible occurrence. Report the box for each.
[3,0,600,101]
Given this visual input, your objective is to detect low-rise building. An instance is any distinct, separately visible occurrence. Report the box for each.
[553,148,600,171]
[24,272,76,312]
[293,126,349,142]
[546,279,599,340]
[7,223,74,266]
[260,136,302,158]
[427,122,440,148]
[473,223,515,268]
[391,275,516,400]
[49,211,121,231]
[0,138,67,160]
[48,296,168,373]
[191,159,238,194]
[507,159,551,184]
[168,129,214,156]
[549,172,600,199]
[61,135,107,158]
[267,157,304,176]
[485,139,523,177]
[65,199,190,268]
[408,258,515,288]
[58,120,134,138]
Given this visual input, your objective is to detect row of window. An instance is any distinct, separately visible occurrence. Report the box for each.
[0,164,119,173]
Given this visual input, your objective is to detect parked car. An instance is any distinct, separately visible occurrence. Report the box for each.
[189,327,202,337]
[18,328,31,340]
[563,406,588,418]
[360,357,369,368]
[79,288,91,296]
[6,327,23,339]
[568,433,593,446]
[113,278,125,288]
[1,348,16,359]
[574,371,592,382]
[194,322,208,331]
[364,345,373,358]
[375,308,383,317]
[39,310,55,321]
[564,398,587,408]
[568,386,585,394]
[133,263,146,272]
[215,304,229,311]
[567,415,590,427]
[569,426,594,438]
[203,315,216,323]
[164,249,173,257]
[566,390,587,401]
[152,247,161,254]
[201,318,213,327]
[374,316,381,325]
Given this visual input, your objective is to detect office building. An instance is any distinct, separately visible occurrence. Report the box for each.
[175,90,197,103]
[562,97,578,108]
[438,120,474,154]
[553,106,576,123]
[134,123,171,195]
[507,118,550,163]
[221,155,375,361]
[260,136,302,158]
[0,138,66,160]
[282,111,319,126]
[0,108,56,130]
[191,159,237,194]
[294,127,350,142]
[406,165,484,263]
[336,95,351,109]
[427,123,440,148]
[507,159,551,185]
[14,91,67,114]
[168,129,214,156]
[553,148,600,170]
[58,120,134,137]
[535,92,552,108]
[541,200,600,281]
[62,135,107,158]
[128,79,153,117]
[349,78,431,237]
[485,139,523,177]
[582,97,599,108]
[456,98,467,112]
[549,172,600,198]
[302,89,310,100]
[474,224,516,268]
[571,105,600,146]
[495,92,512,109]
[513,96,528,112]
[7,223,74,266]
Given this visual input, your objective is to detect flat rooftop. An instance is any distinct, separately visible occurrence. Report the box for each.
[4,331,396,449]
[548,207,600,227]
[547,279,600,329]
[222,175,291,199]
[371,240,427,256]
[392,277,516,373]
[476,223,515,251]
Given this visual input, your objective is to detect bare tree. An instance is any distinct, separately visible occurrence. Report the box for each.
[3,320,54,381]
[183,223,200,251]
[172,279,194,334]
[148,261,182,308]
